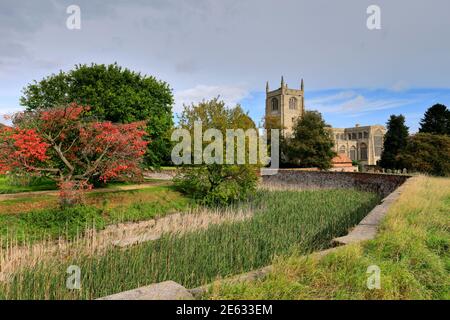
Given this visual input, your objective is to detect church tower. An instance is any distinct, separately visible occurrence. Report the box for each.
[265,76,305,136]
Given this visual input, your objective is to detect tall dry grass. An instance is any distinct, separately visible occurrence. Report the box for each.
[0,206,253,282]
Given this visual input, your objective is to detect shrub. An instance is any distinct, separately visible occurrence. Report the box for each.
[174,98,259,206]
[397,133,450,176]
[0,104,148,206]
[174,164,258,206]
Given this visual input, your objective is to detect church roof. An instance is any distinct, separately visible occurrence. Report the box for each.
[332,154,353,165]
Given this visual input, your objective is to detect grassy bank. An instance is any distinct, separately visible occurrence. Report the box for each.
[0,186,192,244]
[0,188,379,299]
[0,176,56,194]
[207,176,450,300]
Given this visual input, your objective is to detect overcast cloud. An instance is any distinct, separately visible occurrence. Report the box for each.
[1,0,450,130]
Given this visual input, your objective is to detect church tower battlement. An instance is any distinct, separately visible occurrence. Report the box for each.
[265,76,305,136]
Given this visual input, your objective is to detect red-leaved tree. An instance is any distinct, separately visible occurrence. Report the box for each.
[0,104,148,206]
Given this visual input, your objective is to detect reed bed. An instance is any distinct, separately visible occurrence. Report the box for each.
[0,206,253,280]
[0,189,380,299]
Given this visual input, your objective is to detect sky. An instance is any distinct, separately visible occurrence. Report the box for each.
[1,0,450,132]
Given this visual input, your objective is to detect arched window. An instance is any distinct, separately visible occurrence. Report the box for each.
[271,98,279,112]
[289,97,297,110]
[374,129,383,156]
[350,146,357,161]
[360,143,368,161]
[339,145,346,154]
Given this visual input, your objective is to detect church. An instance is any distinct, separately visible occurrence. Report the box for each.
[265,77,385,166]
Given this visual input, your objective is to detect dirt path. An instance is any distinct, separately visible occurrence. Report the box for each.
[0,180,171,202]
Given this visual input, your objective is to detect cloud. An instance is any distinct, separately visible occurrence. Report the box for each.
[307,91,357,106]
[308,90,414,115]
[1,0,450,119]
[174,84,250,113]
[390,80,409,92]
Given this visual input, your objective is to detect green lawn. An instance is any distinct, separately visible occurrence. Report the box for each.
[0,175,164,194]
[0,176,56,194]
[0,186,193,244]
[206,176,450,300]
[0,188,380,299]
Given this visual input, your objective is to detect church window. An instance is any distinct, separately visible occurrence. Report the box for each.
[289,97,297,110]
[364,131,369,138]
[271,98,279,111]
[358,132,363,139]
[360,143,368,161]
[351,133,357,140]
[374,130,383,156]
[350,146,357,161]
[339,146,346,154]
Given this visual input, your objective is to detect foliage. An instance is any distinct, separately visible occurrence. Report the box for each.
[0,189,380,299]
[419,103,450,135]
[0,104,148,206]
[282,111,335,169]
[20,63,174,167]
[397,133,450,176]
[174,98,259,206]
[207,176,450,300]
[379,114,409,170]
[174,164,258,206]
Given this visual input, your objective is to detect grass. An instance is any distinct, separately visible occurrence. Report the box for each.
[206,176,450,300]
[0,174,166,195]
[0,186,192,244]
[0,182,172,215]
[0,188,380,299]
[0,176,56,194]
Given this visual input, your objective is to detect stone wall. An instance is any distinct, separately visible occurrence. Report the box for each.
[262,170,409,198]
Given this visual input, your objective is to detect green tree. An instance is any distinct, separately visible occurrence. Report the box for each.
[419,103,450,135]
[397,133,450,176]
[379,114,409,170]
[174,98,258,206]
[20,63,174,167]
[282,111,335,169]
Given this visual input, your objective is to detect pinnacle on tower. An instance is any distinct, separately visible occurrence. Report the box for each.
[281,76,284,88]
[301,78,304,91]
[266,81,269,93]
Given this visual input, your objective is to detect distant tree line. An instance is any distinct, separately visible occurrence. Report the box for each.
[380,104,450,176]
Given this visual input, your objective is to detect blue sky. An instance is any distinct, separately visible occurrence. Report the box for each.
[238,87,450,133]
[2,1,450,133]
